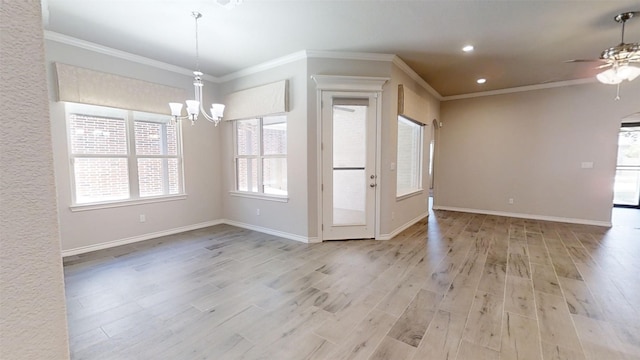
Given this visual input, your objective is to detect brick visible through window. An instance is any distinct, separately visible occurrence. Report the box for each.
[67,103,184,205]
[235,115,287,196]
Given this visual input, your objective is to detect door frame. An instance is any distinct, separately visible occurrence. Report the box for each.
[312,75,389,242]
[614,121,640,209]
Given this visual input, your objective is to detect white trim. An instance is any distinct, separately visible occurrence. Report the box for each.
[374,89,383,241]
[70,195,188,212]
[315,89,324,243]
[392,56,443,101]
[377,211,429,240]
[307,50,396,62]
[44,31,218,82]
[222,219,320,243]
[315,84,385,242]
[228,191,289,203]
[219,50,397,82]
[622,112,640,122]
[431,206,611,227]
[218,51,308,82]
[61,220,223,256]
[396,190,424,201]
[441,78,596,101]
[312,75,389,91]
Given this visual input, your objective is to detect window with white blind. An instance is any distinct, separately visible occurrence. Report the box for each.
[66,103,184,206]
[397,115,423,197]
[234,115,287,197]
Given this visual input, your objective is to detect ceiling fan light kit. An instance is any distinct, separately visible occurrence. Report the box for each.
[596,65,640,84]
[593,11,640,87]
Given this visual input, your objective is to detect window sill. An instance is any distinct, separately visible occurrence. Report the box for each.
[70,194,187,212]
[396,189,424,201]
[229,191,289,203]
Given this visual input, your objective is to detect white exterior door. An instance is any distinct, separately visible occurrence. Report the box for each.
[321,91,378,240]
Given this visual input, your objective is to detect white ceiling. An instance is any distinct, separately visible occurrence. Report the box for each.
[43,0,640,97]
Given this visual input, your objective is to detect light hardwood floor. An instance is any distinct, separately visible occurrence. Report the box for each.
[64,209,640,360]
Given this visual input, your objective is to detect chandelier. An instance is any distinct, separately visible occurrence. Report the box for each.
[169,12,225,126]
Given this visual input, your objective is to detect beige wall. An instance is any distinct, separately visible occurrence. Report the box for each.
[45,41,223,253]
[0,1,70,358]
[218,56,437,240]
[382,64,440,236]
[437,81,640,225]
[219,59,311,240]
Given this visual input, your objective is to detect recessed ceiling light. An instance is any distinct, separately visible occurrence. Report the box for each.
[476,78,487,84]
[462,45,474,52]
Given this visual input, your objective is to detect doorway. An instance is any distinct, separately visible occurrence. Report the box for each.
[613,122,640,208]
[321,92,379,240]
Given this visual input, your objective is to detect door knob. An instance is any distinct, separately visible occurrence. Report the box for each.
[369,183,377,188]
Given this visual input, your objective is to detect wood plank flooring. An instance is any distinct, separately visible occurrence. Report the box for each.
[63,209,640,359]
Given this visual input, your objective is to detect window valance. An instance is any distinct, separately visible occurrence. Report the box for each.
[398,84,429,125]
[54,63,186,115]
[223,80,289,121]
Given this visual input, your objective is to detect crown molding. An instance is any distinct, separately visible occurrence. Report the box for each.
[218,50,400,82]
[622,112,640,122]
[216,50,309,82]
[306,50,396,62]
[44,31,598,100]
[44,31,219,82]
[391,56,443,101]
[441,78,597,101]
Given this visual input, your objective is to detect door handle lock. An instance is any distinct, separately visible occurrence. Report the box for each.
[370,175,376,179]
[369,183,377,188]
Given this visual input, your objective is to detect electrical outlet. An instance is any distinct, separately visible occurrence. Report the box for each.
[256,208,260,216]
[139,214,146,222]
[508,198,514,205]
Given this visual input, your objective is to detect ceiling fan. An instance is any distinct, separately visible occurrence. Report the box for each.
[568,11,640,85]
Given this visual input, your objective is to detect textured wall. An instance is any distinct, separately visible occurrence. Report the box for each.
[0,1,71,359]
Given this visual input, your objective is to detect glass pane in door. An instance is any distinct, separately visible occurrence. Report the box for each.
[332,104,367,225]
[614,125,640,206]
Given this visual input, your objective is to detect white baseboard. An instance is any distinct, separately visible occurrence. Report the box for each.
[222,219,319,243]
[61,216,376,257]
[377,211,429,240]
[431,206,611,227]
[61,220,224,257]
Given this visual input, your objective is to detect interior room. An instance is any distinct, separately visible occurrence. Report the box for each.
[2,1,639,359]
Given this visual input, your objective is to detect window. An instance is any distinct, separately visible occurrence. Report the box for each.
[234,115,287,196]
[397,115,423,197]
[66,103,183,205]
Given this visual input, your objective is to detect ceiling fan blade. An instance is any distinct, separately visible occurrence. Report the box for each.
[564,59,606,63]
[597,63,613,69]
